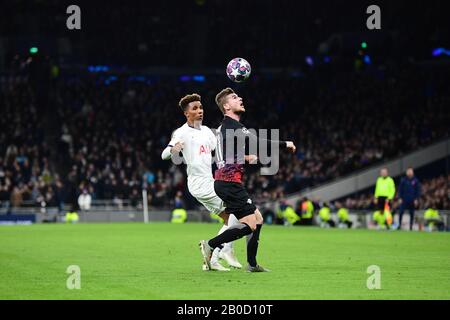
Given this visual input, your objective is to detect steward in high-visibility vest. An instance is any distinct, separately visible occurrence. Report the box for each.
[374,168,396,230]
[65,211,79,223]
[301,199,314,219]
[278,202,300,226]
[374,176,396,200]
[424,207,445,231]
[337,207,352,228]
[319,206,331,222]
[298,198,314,225]
[319,204,335,227]
[373,206,392,230]
[171,208,187,223]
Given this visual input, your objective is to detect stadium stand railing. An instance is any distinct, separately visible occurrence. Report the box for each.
[1,202,449,230]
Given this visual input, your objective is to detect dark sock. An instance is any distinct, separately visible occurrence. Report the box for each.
[247,224,262,267]
[208,223,252,249]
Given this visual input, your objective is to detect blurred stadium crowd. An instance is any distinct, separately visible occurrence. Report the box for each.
[0,62,449,211]
[0,0,449,213]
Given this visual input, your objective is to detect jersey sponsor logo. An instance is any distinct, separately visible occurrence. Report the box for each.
[199,145,210,155]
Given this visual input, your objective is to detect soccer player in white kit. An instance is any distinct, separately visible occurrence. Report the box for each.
[161,93,242,271]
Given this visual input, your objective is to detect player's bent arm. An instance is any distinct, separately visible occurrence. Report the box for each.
[245,130,287,149]
[161,141,184,160]
[162,128,184,160]
[161,146,173,160]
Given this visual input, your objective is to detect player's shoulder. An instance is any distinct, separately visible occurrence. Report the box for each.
[172,123,189,136]
[222,116,244,129]
[201,125,216,134]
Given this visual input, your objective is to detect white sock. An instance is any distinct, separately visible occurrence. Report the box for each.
[228,214,240,226]
[210,247,221,264]
[222,214,240,253]
[217,224,232,253]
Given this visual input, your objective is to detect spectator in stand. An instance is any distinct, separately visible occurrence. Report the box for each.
[1,59,449,210]
[398,168,421,230]
[78,189,92,211]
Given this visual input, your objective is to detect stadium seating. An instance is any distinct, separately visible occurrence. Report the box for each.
[1,63,449,210]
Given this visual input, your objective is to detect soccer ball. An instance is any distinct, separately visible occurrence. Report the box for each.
[226,58,251,83]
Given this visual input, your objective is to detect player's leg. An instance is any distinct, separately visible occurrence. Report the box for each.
[201,181,270,272]
[199,208,243,269]
[202,211,269,272]
[198,210,230,271]
[206,181,256,246]
[205,216,254,249]
[242,208,268,271]
[189,177,232,271]
[210,211,242,268]
[202,212,234,271]
[218,213,243,268]
[208,210,264,269]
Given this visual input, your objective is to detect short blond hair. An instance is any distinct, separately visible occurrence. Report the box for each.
[178,93,201,111]
[215,87,235,114]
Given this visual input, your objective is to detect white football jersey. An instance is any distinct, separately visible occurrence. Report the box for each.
[168,123,217,177]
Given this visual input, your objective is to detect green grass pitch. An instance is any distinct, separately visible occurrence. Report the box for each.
[1,222,449,300]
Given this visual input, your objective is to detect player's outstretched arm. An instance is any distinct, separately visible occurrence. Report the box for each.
[245,130,296,154]
[285,141,296,153]
[244,154,258,164]
[161,146,172,160]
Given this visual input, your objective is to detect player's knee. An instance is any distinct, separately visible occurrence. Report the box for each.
[254,209,264,225]
[243,223,254,234]
[256,216,264,225]
[240,219,257,231]
[228,214,240,226]
[247,221,258,231]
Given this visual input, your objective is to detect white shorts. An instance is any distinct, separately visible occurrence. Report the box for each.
[187,175,226,216]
